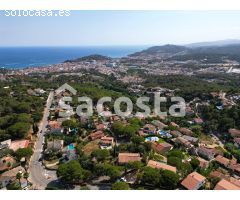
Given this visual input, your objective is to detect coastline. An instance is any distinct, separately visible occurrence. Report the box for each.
[0,46,147,70]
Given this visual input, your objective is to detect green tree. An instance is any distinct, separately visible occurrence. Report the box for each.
[141,167,161,186]
[57,160,90,183]
[7,182,21,190]
[15,147,33,160]
[167,156,182,168]
[111,182,130,190]
[167,149,185,159]
[7,122,31,139]
[126,161,144,170]
[91,149,110,162]
[32,123,39,134]
[23,172,29,180]
[131,135,144,144]
[15,102,31,113]
[160,170,180,189]
[93,163,121,180]
[16,172,22,183]
[190,157,200,170]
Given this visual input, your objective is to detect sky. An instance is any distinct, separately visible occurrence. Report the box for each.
[1,11,240,46]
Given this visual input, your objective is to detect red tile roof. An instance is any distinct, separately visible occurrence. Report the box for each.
[151,142,173,154]
[48,121,61,129]
[234,138,240,145]
[194,118,203,124]
[214,179,240,190]
[215,155,230,167]
[147,160,176,173]
[179,128,193,136]
[118,153,141,164]
[100,136,114,145]
[10,140,29,151]
[181,172,206,190]
[89,131,104,140]
[229,129,240,137]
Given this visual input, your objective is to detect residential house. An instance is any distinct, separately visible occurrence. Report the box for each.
[47,139,64,151]
[48,121,62,134]
[194,118,203,124]
[214,155,240,175]
[215,155,231,168]
[147,160,177,173]
[143,124,156,134]
[151,142,173,155]
[182,135,198,144]
[197,146,215,160]
[9,140,29,152]
[210,170,229,180]
[228,177,240,188]
[170,122,179,128]
[214,179,240,190]
[0,166,25,188]
[181,172,206,190]
[170,130,182,137]
[118,153,141,164]
[0,156,16,172]
[228,129,240,138]
[197,157,209,169]
[179,128,193,136]
[173,137,192,149]
[230,163,240,176]
[99,136,114,149]
[151,120,167,130]
[58,109,74,118]
[234,138,240,148]
[89,131,105,140]
[138,130,146,137]
[0,139,11,150]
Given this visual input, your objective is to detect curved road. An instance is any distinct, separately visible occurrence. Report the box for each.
[29,91,57,189]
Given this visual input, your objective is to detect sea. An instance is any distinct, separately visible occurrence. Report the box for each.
[0,46,147,69]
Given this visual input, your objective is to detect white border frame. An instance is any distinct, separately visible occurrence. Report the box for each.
[0,0,240,10]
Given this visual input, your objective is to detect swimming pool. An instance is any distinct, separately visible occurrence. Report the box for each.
[68,143,75,150]
[145,137,159,142]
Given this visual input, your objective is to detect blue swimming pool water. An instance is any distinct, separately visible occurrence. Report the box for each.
[68,143,75,150]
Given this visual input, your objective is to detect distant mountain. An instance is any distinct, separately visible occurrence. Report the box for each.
[187,39,240,48]
[128,42,240,63]
[64,54,111,63]
[129,44,188,58]
[192,44,240,55]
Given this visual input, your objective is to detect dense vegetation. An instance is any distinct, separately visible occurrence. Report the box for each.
[0,82,45,142]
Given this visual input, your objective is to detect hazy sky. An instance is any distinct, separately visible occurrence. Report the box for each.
[1,11,240,46]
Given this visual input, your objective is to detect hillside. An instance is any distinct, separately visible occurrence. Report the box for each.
[64,54,111,63]
[129,43,240,62]
[129,45,188,57]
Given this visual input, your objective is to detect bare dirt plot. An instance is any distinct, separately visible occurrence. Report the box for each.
[82,140,100,155]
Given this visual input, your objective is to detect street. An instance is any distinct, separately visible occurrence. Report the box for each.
[29,91,57,189]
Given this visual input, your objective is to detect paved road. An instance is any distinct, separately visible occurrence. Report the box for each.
[29,91,57,189]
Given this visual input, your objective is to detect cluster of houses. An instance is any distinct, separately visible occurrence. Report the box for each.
[2,85,238,190]
[112,116,240,190]
[0,139,30,189]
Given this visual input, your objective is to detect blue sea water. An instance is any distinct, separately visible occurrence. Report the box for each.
[0,46,146,69]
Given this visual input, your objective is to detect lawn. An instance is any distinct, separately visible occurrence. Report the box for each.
[82,140,100,155]
[157,138,166,143]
